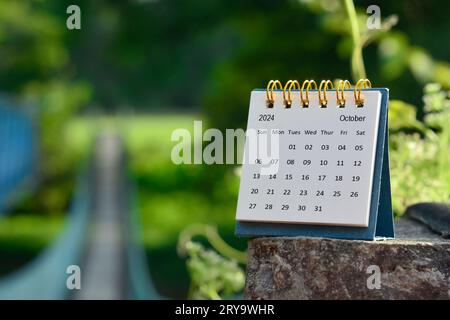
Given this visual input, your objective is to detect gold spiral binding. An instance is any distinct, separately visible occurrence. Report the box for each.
[354,79,372,107]
[318,80,333,107]
[282,80,294,108]
[300,80,317,108]
[266,80,283,108]
[283,80,300,108]
[265,79,372,107]
[336,80,351,107]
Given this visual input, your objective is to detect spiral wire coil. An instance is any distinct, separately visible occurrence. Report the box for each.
[265,79,372,108]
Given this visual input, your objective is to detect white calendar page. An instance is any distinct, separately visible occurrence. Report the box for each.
[236,89,382,227]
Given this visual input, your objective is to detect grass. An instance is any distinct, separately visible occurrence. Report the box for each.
[63,116,97,161]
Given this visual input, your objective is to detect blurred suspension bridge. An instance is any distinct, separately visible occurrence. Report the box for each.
[0,100,161,299]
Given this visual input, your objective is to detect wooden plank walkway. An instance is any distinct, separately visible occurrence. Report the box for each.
[74,133,127,300]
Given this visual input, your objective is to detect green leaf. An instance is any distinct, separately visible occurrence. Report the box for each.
[388,100,422,131]
[408,48,435,83]
[378,33,409,80]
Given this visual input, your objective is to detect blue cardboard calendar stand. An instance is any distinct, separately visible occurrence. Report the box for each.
[235,88,394,240]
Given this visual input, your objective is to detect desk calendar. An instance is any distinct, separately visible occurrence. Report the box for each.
[235,79,394,240]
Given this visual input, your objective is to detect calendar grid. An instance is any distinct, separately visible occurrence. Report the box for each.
[236,89,382,227]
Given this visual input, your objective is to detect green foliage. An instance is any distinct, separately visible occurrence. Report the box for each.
[202,1,348,132]
[181,241,244,300]
[0,1,93,214]
[178,224,246,264]
[122,115,246,298]
[194,0,450,299]
[0,214,64,276]
[0,2,68,89]
[388,100,423,131]
[422,83,450,127]
[7,115,94,216]
[200,0,450,220]
[124,114,242,249]
[202,0,450,134]
[24,81,92,177]
[389,84,450,216]
[0,214,64,248]
[177,224,246,300]
[2,0,444,300]
[336,1,450,216]
[339,1,450,215]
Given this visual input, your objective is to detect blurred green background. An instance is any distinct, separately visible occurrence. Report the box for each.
[0,0,448,299]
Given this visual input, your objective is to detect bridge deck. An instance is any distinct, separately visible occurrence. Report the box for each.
[74,133,127,300]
